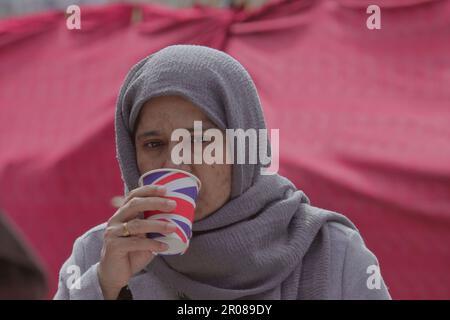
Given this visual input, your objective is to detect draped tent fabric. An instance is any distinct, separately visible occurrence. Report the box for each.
[0,0,449,299]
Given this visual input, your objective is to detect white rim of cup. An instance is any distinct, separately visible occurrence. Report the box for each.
[138,168,202,192]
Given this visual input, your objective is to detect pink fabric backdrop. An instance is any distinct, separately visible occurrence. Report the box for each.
[0,0,449,299]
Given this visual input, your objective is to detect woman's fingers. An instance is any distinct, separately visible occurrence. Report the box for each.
[123,185,167,205]
[105,219,177,238]
[127,218,178,236]
[105,236,169,254]
[109,195,177,224]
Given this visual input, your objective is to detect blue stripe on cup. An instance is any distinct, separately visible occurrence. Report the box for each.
[143,171,170,185]
[173,186,199,201]
[147,232,165,239]
[172,218,192,239]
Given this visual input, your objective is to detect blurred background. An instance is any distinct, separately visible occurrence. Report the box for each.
[0,0,267,18]
[0,0,449,299]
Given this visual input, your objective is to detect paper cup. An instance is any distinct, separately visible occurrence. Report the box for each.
[138,168,201,255]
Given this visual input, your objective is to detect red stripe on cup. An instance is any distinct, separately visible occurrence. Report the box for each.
[143,197,195,222]
[156,217,187,243]
[154,172,189,187]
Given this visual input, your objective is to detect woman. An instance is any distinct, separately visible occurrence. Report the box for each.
[54,45,391,300]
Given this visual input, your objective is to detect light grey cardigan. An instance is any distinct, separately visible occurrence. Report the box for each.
[54,219,391,300]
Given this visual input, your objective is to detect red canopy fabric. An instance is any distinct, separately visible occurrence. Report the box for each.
[0,0,449,299]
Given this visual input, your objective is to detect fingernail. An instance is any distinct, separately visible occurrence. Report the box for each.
[157,186,166,192]
[166,200,176,207]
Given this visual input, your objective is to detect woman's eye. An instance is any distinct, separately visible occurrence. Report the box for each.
[145,141,163,149]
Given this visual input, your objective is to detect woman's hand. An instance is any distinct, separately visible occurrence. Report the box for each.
[97,185,177,299]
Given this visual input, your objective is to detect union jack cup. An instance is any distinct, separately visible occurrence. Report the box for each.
[138,168,201,255]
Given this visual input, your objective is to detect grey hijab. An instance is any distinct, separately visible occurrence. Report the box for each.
[115,45,357,299]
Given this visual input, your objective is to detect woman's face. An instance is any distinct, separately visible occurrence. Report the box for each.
[134,95,232,222]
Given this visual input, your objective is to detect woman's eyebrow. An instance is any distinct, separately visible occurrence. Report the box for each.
[136,130,160,140]
[136,122,217,140]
